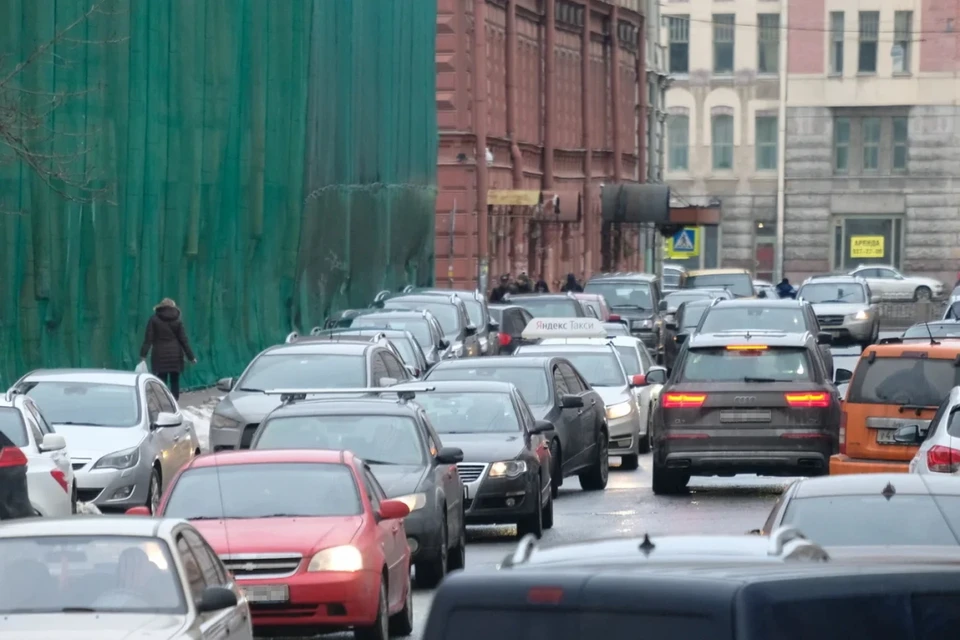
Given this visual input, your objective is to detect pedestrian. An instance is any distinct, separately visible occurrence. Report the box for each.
[560,273,583,293]
[489,274,511,302]
[534,276,549,293]
[775,278,795,299]
[139,298,196,400]
[515,272,533,293]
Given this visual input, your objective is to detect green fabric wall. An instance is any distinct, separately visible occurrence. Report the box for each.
[0,0,438,388]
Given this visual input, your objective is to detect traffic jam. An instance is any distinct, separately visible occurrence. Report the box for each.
[2,271,960,639]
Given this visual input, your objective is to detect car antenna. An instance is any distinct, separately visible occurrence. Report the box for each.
[922,321,939,346]
[212,451,233,559]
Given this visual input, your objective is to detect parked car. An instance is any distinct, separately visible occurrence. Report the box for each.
[848,265,944,301]
[487,304,536,355]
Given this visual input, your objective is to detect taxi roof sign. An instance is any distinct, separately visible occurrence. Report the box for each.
[521,317,607,340]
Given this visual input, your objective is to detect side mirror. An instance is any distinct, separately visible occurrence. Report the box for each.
[403,364,420,378]
[378,499,411,520]
[817,332,833,345]
[675,333,689,345]
[560,394,584,409]
[436,447,464,464]
[630,374,647,387]
[379,377,398,387]
[154,412,183,429]
[645,367,668,385]
[893,424,923,445]
[126,506,152,516]
[488,320,500,332]
[465,324,478,337]
[40,433,66,452]
[834,368,853,384]
[216,378,234,392]
[439,340,450,350]
[608,314,621,322]
[529,420,555,435]
[197,586,239,613]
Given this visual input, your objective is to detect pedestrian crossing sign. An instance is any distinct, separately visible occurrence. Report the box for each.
[666,227,700,258]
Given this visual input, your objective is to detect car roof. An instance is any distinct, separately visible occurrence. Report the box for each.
[19,369,141,386]
[261,342,370,356]
[386,294,460,304]
[487,304,523,311]
[709,298,805,309]
[394,380,516,394]
[432,356,551,369]
[863,341,960,358]
[408,288,479,299]
[266,397,421,418]
[572,293,603,300]
[0,516,181,539]
[318,328,414,339]
[800,275,866,285]
[537,337,640,348]
[791,473,960,498]
[689,330,812,348]
[687,268,751,276]
[359,309,433,320]
[680,298,715,309]
[586,273,657,282]
[187,449,356,469]
[508,293,576,299]
[519,343,616,354]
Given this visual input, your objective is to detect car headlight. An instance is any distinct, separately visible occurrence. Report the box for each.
[489,460,527,478]
[632,319,653,330]
[394,493,427,512]
[93,446,140,470]
[211,414,241,430]
[307,545,364,572]
[606,401,634,420]
[852,310,869,321]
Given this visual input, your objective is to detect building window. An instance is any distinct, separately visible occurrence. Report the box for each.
[713,14,735,74]
[712,114,734,170]
[893,116,908,171]
[757,14,780,74]
[755,115,777,170]
[668,16,689,74]
[893,11,912,73]
[830,12,844,74]
[862,117,881,171]
[834,117,850,174]
[667,114,689,171]
[832,217,903,270]
[858,12,879,73]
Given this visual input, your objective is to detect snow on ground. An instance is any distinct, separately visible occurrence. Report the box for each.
[182,401,217,452]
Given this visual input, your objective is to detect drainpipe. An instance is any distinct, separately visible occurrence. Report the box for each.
[474,0,490,291]
[636,16,646,183]
[543,0,557,285]
[581,3,593,275]
[610,5,623,183]
[774,2,788,282]
[506,0,525,275]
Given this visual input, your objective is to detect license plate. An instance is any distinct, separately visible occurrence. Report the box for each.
[720,410,772,423]
[241,585,289,603]
[875,429,898,444]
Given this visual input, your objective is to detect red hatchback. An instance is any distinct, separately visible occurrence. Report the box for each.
[136,449,414,640]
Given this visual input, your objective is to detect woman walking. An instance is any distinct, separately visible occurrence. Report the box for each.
[139,298,196,400]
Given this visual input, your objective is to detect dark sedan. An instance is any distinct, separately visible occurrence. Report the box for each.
[396,381,554,538]
[488,304,536,355]
[425,357,608,495]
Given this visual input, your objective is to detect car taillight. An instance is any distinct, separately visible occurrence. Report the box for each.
[839,411,847,455]
[662,393,707,409]
[784,392,830,408]
[527,587,564,604]
[926,445,960,473]
[50,469,69,493]
[0,447,27,468]
[499,333,512,347]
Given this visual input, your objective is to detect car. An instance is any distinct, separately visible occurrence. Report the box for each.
[753,280,779,299]
[209,340,413,451]
[571,292,614,321]
[848,264,944,301]
[682,268,755,298]
[400,287,500,355]
[901,321,960,342]
[904,385,960,476]
[287,332,410,374]
[943,300,960,320]
[322,308,368,330]
[662,298,715,371]
[0,436,33,520]
[395,381,555,538]
[662,289,715,316]
[0,390,75,516]
[374,293,481,358]
[0,516,253,639]
[487,304,536,355]
[143,449,414,640]
[830,340,960,475]
[345,309,450,367]
[602,321,630,336]
[661,263,686,292]
[307,329,430,377]
[796,275,880,348]
[424,355,607,495]
[503,292,591,319]
[652,329,842,494]
[582,273,665,358]
[759,473,960,550]
[248,388,466,587]
[11,369,200,514]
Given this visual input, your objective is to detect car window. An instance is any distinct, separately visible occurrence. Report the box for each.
[797,283,867,304]
[679,304,709,330]
[381,351,408,379]
[182,530,226,586]
[426,365,551,405]
[154,387,177,414]
[614,346,643,376]
[553,367,569,396]
[26,404,53,435]
[371,354,389,386]
[926,398,952,439]
[145,386,162,423]
[679,347,814,383]
[360,468,382,511]
[390,337,418,366]
[699,307,806,333]
[558,363,584,393]
[685,273,754,297]
[526,351,623,387]
[637,344,654,370]
[176,535,207,601]
[847,356,958,407]
[21,381,141,427]
[944,406,960,438]
[515,394,536,431]
[21,409,43,447]
[0,408,28,447]
[238,353,367,391]
[353,317,432,348]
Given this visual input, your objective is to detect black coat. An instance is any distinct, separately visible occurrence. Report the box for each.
[140,305,196,374]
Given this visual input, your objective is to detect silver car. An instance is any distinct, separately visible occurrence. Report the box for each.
[906,386,960,476]
[11,369,199,514]
[0,516,253,639]
[797,275,880,348]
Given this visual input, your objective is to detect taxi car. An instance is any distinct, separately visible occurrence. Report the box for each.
[830,339,960,475]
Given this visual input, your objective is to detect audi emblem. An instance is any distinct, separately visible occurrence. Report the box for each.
[733,396,757,405]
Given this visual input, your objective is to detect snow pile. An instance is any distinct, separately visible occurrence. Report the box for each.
[182,396,221,452]
[77,502,101,515]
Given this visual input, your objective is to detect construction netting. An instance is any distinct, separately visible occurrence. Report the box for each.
[0,0,438,389]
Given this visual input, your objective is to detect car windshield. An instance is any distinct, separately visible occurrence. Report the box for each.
[699,307,806,333]
[525,350,625,387]
[21,382,140,427]
[583,282,652,311]
[352,317,432,348]
[685,273,754,297]
[847,357,958,407]
[163,463,362,519]
[780,495,960,546]
[384,300,460,335]
[512,297,581,318]
[412,392,521,434]
[680,304,710,330]
[798,283,867,304]
[254,415,424,465]
[237,354,365,391]
[427,366,550,405]
[679,347,814,382]
[902,323,960,340]
[615,346,643,376]
[0,408,27,446]
[665,291,712,311]
[0,535,185,614]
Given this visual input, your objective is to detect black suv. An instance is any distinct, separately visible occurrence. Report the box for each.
[583,273,665,360]
[651,329,841,494]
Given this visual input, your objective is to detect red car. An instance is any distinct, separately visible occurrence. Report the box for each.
[131,449,414,640]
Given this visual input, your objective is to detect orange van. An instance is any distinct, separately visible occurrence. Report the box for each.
[830,340,960,474]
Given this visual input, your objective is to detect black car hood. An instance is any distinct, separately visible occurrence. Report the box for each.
[367,464,427,497]
[609,308,654,321]
[437,432,525,464]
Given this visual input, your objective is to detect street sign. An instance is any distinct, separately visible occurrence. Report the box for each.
[521,317,607,340]
[850,236,884,259]
[666,227,700,258]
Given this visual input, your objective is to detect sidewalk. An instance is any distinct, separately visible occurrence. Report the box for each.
[178,387,222,452]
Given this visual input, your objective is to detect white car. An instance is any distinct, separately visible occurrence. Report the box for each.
[848,265,944,302]
[905,386,960,476]
[0,391,75,516]
[0,517,254,639]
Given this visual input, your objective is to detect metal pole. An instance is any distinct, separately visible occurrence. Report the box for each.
[774,4,788,282]
[581,2,593,276]
[506,0,525,276]
[610,5,623,183]
[474,0,490,291]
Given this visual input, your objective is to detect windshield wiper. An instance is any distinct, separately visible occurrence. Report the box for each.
[742,377,780,383]
[56,421,109,426]
[365,459,400,465]
[237,387,263,392]
[59,607,96,613]
[611,304,649,311]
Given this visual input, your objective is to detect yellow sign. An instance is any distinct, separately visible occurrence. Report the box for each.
[850,236,885,259]
[487,190,541,206]
[664,226,700,259]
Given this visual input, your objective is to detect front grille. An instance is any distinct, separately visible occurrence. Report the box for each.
[77,488,102,502]
[456,463,487,483]
[239,424,260,449]
[222,553,302,578]
[817,315,844,326]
